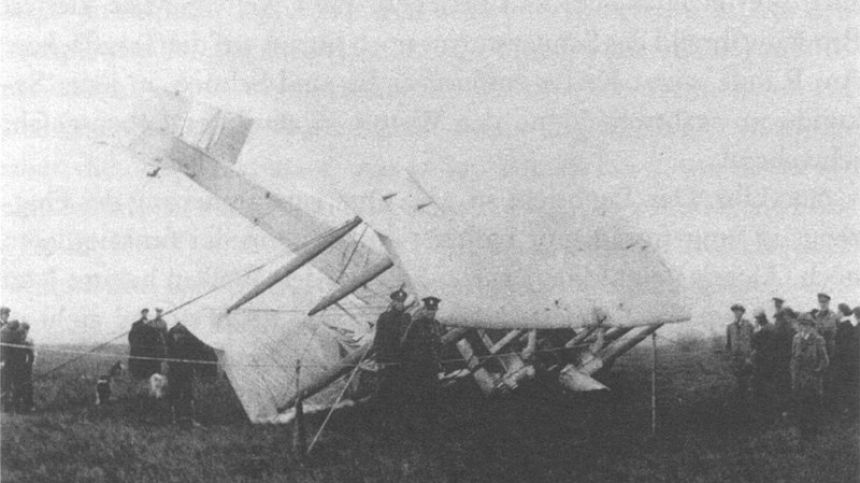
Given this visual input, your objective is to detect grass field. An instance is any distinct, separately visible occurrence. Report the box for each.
[1,338,858,482]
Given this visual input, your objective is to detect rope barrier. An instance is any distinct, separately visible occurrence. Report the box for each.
[2,338,594,370]
[32,259,273,380]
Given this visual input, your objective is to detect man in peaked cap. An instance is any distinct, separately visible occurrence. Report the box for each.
[726,304,754,405]
[791,314,829,442]
[371,288,412,410]
[812,293,839,346]
[400,296,444,423]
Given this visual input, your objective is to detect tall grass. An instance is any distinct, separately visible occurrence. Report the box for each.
[2,339,857,482]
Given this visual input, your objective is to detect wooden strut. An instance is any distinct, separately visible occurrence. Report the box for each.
[280,327,471,411]
[227,216,363,313]
[307,258,394,316]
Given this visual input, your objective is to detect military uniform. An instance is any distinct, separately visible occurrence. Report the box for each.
[726,308,755,401]
[811,308,839,357]
[790,323,829,441]
[372,302,411,404]
[400,297,443,421]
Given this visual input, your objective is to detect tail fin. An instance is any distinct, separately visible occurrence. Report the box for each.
[124,89,253,168]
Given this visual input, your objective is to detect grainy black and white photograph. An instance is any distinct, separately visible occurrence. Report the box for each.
[1,0,858,481]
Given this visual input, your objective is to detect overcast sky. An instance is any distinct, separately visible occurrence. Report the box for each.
[1,0,858,343]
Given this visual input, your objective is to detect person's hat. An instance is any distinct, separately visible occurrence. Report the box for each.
[155,307,164,314]
[0,307,9,315]
[141,308,149,314]
[817,293,831,301]
[838,303,852,316]
[753,308,766,318]
[772,297,784,304]
[422,296,441,310]
[798,313,815,326]
[20,322,29,331]
[730,304,745,313]
[389,289,408,302]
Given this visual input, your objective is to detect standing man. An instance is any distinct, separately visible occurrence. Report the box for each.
[371,289,411,405]
[772,302,797,409]
[0,307,10,328]
[751,309,778,418]
[13,323,35,413]
[834,303,859,417]
[726,304,754,405]
[811,293,839,405]
[772,298,795,333]
[811,293,839,358]
[129,308,151,379]
[401,296,444,423]
[167,323,198,427]
[0,320,21,411]
[128,308,163,380]
[151,308,168,334]
[791,314,829,443]
[150,308,169,374]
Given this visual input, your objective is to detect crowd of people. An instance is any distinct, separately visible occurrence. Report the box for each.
[0,307,35,413]
[725,293,859,441]
[127,307,218,426]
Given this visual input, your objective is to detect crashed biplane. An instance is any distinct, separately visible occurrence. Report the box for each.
[111,89,690,423]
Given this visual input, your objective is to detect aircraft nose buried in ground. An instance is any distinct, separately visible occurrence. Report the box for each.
[114,88,690,423]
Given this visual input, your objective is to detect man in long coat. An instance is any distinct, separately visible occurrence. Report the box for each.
[371,288,411,404]
[833,304,859,417]
[167,323,199,426]
[771,300,796,405]
[751,310,779,417]
[726,304,754,404]
[791,314,829,442]
[128,308,164,379]
[400,296,443,422]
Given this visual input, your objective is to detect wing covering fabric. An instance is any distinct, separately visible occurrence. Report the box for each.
[116,90,408,422]
[121,89,407,310]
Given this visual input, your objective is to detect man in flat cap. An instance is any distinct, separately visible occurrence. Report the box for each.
[791,314,829,442]
[726,304,754,404]
[371,289,412,408]
[400,296,444,423]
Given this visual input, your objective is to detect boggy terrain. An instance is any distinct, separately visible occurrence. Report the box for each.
[2,339,858,482]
